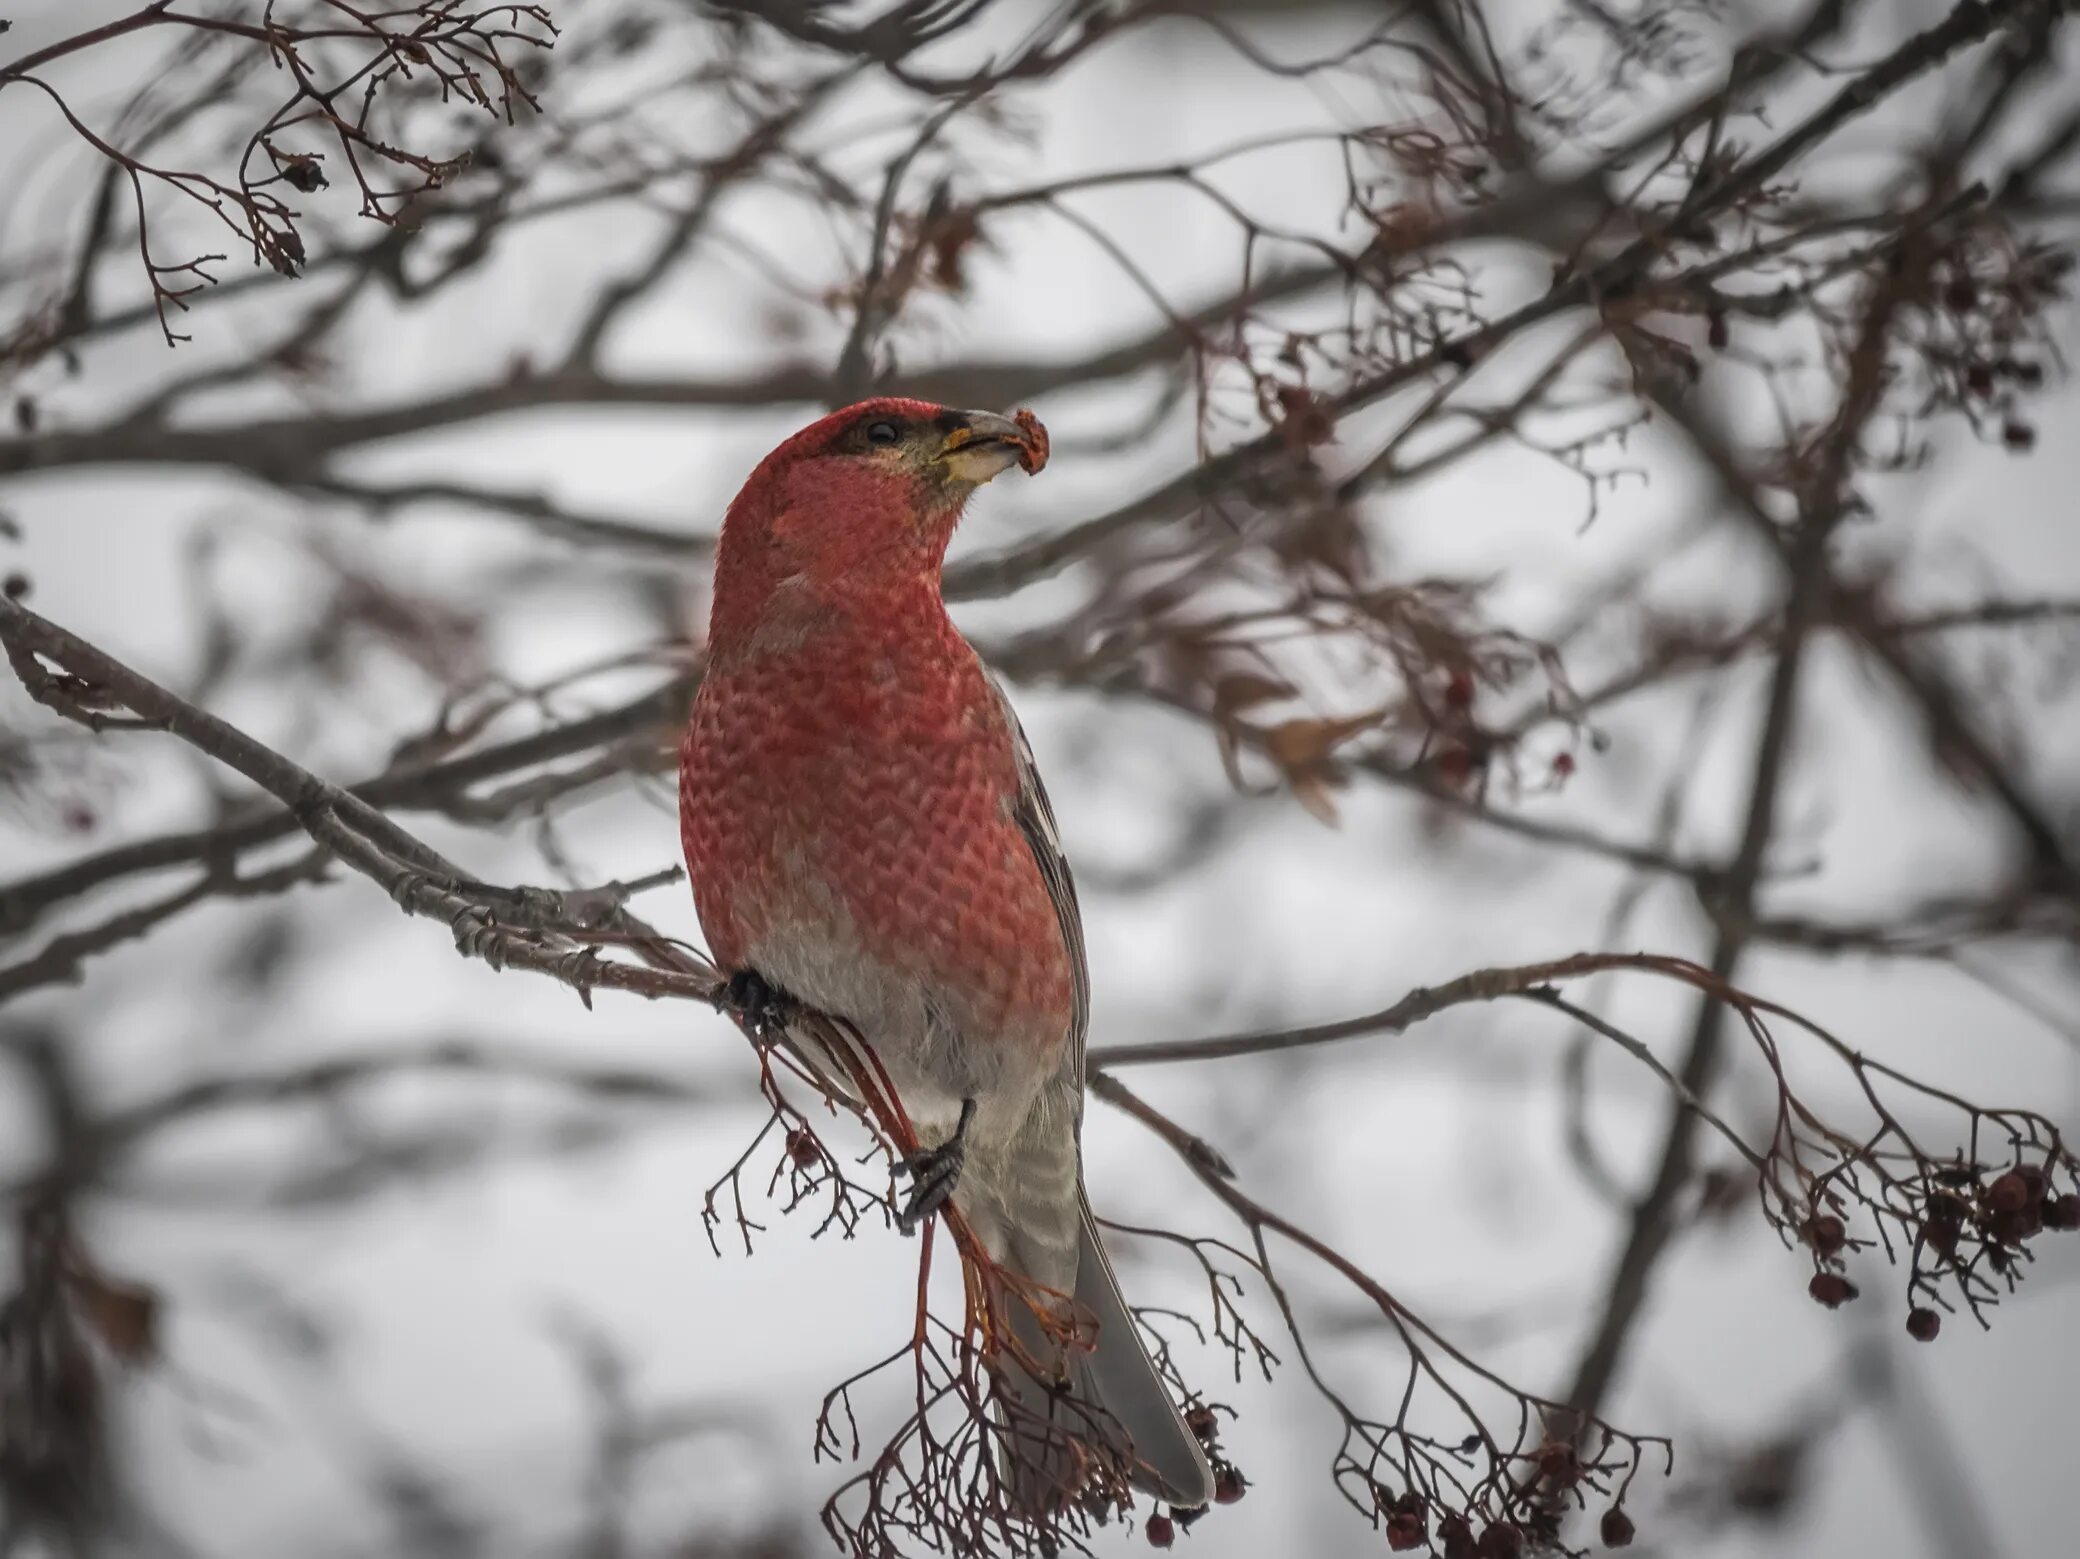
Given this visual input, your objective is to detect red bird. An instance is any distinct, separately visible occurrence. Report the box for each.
[678,397,1213,1511]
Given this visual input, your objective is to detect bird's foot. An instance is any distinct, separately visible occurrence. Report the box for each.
[721,968,794,1041]
[896,1097,976,1235]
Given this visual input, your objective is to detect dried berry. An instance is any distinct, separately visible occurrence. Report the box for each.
[1386,1511,1427,1551]
[2002,420,2036,451]
[280,156,328,192]
[2044,1194,2080,1232]
[1011,407,1049,474]
[1537,1443,1580,1485]
[1477,1521,1524,1559]
[785,1127,820,1170]
[1213,1464,1246,1505]
[1145,1512,1174,1549]
[2,572,27,600]
[1943,279,1978,311]
[1707,312,1729,350]
[1274,384,1335,450]
[1600,1508,1636,1548]
[1965,364,1995,398]
[1439,1514,1476,1559]
[1185,1403,1219,1445]
[1989,1204,2041,1246]
[1907,1307,1941,1343]
[1988,1170,2032,1212]
[1924,1209,1962,1255]
[1808,1272,1858,1308]
[1804,1214,1847,1256]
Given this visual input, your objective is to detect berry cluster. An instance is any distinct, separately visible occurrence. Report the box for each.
[1801,1151,2080,1336]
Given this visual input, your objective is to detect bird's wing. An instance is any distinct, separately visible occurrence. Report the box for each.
[988,674,1090,1100]
[985,681,1215,1509]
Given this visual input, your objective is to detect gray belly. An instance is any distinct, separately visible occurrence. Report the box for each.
[744,916,1059,1159]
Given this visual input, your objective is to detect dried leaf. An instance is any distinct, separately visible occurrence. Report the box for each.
[1213,672,1297,716]
[1288,771,1343,825]
[1263,711,1381,773]
[66,1265,160,1367]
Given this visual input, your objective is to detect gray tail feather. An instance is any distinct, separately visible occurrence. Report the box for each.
[996,1193,1215,1513]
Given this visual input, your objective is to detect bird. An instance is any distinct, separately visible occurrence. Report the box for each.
[677,396,1214,1514]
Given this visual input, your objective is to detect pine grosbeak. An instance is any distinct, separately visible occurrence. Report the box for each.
[678,398,1213,1511]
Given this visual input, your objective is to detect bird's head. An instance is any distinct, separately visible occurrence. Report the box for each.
[709,397,1045,649]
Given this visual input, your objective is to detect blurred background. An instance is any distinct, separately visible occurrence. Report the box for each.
[2,1,2078,1555]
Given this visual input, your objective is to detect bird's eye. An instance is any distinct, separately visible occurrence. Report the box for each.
[865,420,901,446]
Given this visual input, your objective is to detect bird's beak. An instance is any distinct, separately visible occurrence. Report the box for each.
[936,410,1033,487]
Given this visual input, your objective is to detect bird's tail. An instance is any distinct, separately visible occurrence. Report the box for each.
[995,1191,1215,1514]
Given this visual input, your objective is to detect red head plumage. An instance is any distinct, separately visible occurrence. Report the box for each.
[708,398,1040,657]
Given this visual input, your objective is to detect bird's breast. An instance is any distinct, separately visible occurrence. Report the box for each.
[678,626,1075,1073]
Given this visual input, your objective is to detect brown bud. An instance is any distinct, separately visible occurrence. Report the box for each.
[1804,1214,1847,1256]
[1145,1513,1175,1549]
[1600,1508,1636,1548]
[1906,1307,1941,1343]
[1808,1272,1858,1308]
[1213,1465,1246,1505]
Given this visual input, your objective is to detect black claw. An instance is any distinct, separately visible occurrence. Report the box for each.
[896,1098,976,1235]
[722,969,794,1040]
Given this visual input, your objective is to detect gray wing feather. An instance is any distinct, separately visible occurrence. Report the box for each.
[986,674,1215,1511]
[988,674,1090,1096]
